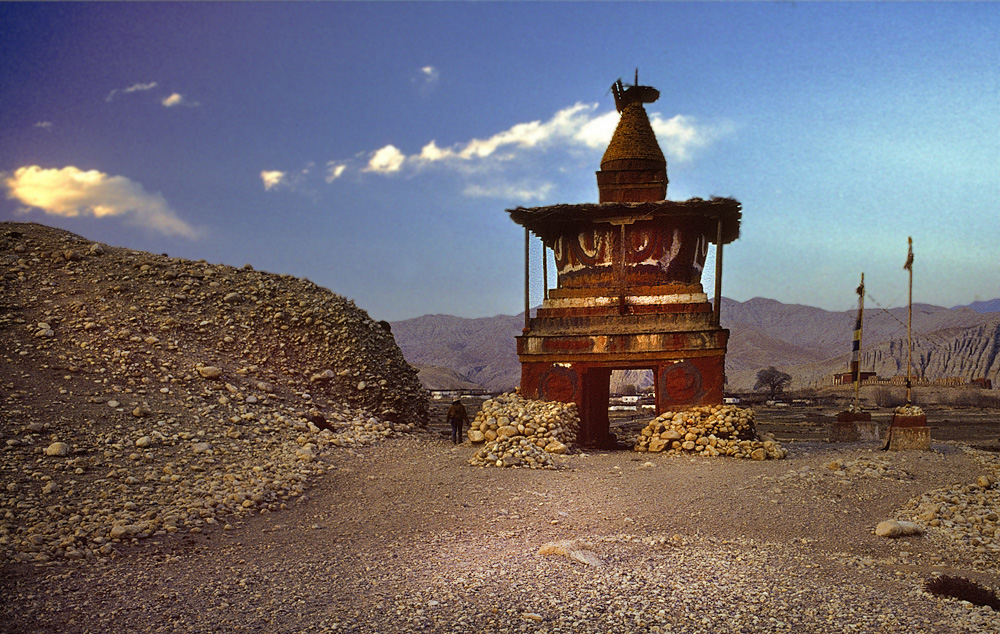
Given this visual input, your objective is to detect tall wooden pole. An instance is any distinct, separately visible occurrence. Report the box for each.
[905,237,913,404]
[541,240,548,301]
[524,228,530,331]
[713,217,724,326]
[854,272,864,406]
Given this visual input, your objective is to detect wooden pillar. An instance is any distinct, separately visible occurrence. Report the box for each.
[524,228,530,331]
[541,240,548,301]
[713,217,724,326]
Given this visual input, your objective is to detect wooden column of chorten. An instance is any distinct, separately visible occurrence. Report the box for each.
[509,75,741,448]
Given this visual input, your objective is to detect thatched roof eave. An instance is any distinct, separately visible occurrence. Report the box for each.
[507,197,742,245]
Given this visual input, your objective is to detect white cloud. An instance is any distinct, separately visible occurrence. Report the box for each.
[328,103,732,200]
[106,82,159,102]
[125,82,158,93]
[413,65,441,95]
[417,140,453,162]
[34,121,53,131]
[573,110,620,148]
[403,101,729,170]
[364,145,406,173]
[451,103,597,161]
[650,114,734,161]
[421,66,439,82]
[260,170,287,191]
[161,93,185,107]
[2,165,200,238]
[463,182,554,202]
[106,82,197,108]
[408,103,729,167]
[325,163,347,183]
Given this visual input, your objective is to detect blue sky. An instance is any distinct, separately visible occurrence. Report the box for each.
[2,2,998,321]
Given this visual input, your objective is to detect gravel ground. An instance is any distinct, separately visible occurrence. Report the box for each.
[3,433,999,634]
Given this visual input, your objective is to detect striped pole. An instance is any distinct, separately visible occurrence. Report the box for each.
[852,273,864,405]
[904,237,914,403]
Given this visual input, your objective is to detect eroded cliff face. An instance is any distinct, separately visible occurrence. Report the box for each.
[863,321,1000,383]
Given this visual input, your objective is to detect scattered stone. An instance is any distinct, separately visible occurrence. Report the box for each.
[538,539,602,566]
[44,442,70,457]
[875,519,923,538]
[311,369,336,383]
[197,365,223,379]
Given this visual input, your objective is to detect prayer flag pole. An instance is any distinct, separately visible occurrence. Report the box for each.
[852,273,864,406]
[903,237,914,403]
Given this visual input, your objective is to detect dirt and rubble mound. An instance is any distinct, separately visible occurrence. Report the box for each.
[0,221,429,563]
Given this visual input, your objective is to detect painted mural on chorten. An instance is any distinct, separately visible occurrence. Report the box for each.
[552,218,709,288]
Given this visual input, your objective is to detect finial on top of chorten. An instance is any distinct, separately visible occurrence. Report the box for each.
[611,68,660,113]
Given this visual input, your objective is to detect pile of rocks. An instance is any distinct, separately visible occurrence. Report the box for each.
[468,437,559,469]
[0,222,429,563]
[467,393,578,468]
[634,405,787,460]
[895,404,926,417]
[895,447,1000,554]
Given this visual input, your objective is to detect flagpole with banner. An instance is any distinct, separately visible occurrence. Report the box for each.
[852,273,865,406]
[904,237,914,404]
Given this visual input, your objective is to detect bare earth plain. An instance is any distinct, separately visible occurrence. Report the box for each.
[4,409,1000,634]
[2,222,999,633]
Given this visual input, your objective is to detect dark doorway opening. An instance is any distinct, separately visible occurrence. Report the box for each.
[578,367,657,449]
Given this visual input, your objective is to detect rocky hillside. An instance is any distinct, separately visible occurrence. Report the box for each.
[785,314,1000,390]
[723,298,1000,390]
[0,221,428,563]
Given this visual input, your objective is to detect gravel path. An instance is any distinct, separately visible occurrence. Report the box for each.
[3,434,998,634]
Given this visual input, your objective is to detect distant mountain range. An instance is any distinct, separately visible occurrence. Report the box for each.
[391,298,1000,392]
[962,298,1000,314]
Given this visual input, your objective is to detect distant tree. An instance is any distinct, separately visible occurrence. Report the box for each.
[754,366,792,400]
[622,384,638,396]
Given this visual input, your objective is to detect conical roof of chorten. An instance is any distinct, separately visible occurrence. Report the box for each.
[600,101,665,168]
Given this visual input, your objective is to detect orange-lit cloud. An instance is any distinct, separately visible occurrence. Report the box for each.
[162,93,185,107]
[3,165,200,238]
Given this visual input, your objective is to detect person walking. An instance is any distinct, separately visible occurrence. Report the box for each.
[447,398,469,444]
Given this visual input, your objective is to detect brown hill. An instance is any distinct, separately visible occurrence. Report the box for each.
[388,313,524,392]
[0,221,428,563]
[412,364,482,390]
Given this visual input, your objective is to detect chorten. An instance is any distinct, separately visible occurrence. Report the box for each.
[507,73,741,447]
